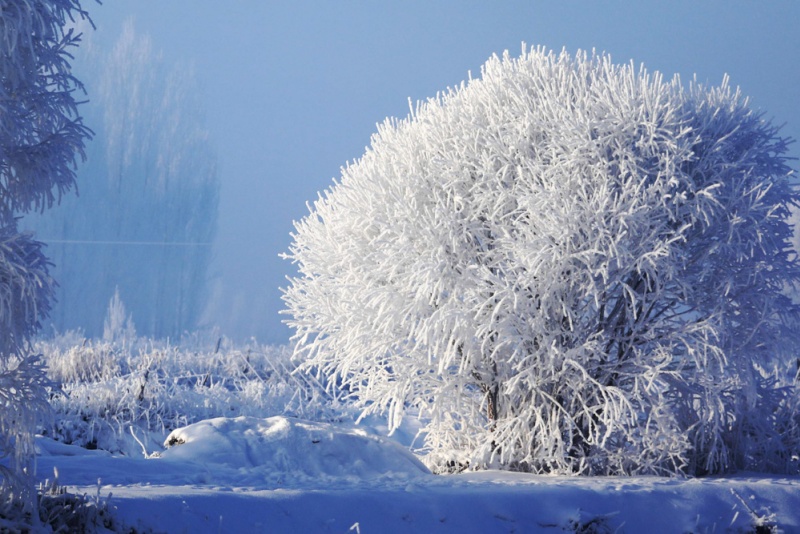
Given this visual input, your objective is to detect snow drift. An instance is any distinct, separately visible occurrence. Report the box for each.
[161,416,429,483]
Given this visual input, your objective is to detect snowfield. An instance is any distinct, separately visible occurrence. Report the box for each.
[32,416,800,533]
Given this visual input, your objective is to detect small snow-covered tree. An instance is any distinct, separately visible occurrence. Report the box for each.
[0,0,93,511]
[283,46,800,476]
[102,287,136,346]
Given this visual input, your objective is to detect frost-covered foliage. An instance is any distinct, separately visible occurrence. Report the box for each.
[0,0,93,511]
[0,229,54,355]
[283,46,800,476]
[0,0,92,221]
[102,287,136,346]
[0,355,50,506]
[23,21,219,339]
[36,333,337,456]
[1,476,123,533]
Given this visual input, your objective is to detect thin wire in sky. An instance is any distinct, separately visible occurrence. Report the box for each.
[40,239,213,247]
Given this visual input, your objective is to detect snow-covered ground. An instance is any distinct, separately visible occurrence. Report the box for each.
[32,416,800,533]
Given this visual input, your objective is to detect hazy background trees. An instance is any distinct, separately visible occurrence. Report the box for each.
[24,21,219,340]
[284,47,800,476]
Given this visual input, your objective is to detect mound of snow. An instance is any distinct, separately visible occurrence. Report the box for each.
[160,416,428,483]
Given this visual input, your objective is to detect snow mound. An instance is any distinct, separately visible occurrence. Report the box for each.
[160,416,428,483]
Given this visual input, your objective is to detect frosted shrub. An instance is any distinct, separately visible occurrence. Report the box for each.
[45,342,121,384]
[283,46,800,475]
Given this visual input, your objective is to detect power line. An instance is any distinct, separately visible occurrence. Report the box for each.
[39,239,213,247]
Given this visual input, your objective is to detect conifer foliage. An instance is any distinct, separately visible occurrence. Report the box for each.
[284,47,800,476]
[0,0,93,509]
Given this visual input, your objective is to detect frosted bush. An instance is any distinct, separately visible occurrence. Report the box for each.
[283,46,800,475]
[45,342,120,384]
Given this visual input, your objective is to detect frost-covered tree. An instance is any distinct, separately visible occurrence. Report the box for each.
[24,21,219,339]
[0,0,92,510]
[102,287,136,346]
[283,46,800,476]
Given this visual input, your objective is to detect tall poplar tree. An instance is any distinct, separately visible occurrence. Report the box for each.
[25,21,219,339]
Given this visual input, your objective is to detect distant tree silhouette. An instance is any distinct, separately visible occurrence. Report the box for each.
[25,21,219,339]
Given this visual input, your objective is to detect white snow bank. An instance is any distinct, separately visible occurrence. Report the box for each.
[36,436,112,457]
[160,416,428,483]
[28,431,800,533]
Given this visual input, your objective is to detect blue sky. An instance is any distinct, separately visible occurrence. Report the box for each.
[80,1,800,344]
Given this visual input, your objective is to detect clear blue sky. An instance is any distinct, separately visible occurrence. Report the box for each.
[80,1,800,344]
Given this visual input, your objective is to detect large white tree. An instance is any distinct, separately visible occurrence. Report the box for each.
[0,0,93,510]
[24,21,219,339]
[283,47,800,476]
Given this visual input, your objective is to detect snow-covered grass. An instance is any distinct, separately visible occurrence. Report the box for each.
[3,332,796,532]
[36,331,339,456]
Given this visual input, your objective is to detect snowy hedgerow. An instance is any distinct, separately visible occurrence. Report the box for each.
[35,333,339,456]
[0,0,93,512]
[283,46,800,476]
